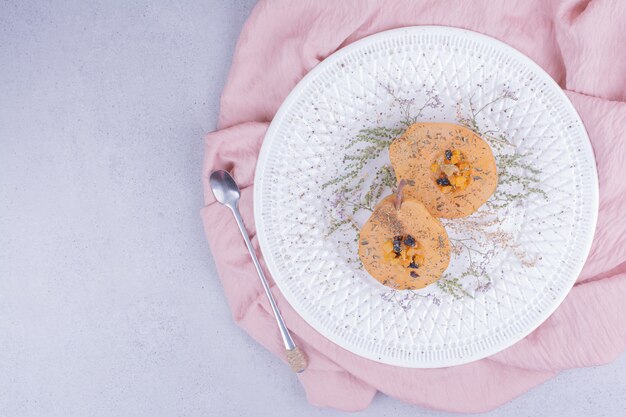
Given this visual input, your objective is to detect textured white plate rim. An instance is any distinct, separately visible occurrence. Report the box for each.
[253,26,599,368]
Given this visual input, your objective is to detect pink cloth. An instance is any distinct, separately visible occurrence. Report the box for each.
[202,0,626,412]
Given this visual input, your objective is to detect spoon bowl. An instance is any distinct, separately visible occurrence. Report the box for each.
[209,170,241,208]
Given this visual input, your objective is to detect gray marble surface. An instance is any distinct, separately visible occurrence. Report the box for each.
[1,1,624,416]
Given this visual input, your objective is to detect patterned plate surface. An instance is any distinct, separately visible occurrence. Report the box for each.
[254,27,598,367]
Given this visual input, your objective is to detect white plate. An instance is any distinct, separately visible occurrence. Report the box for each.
[254,26,598,367]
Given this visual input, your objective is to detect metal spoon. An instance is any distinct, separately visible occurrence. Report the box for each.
[209,170,307,373]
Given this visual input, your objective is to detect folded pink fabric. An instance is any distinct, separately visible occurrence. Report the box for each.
[201,0,626,412]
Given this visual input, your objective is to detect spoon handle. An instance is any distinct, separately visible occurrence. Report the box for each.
[230,205,297,351]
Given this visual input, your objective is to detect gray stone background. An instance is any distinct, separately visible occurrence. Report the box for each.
[1,1,624,416]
